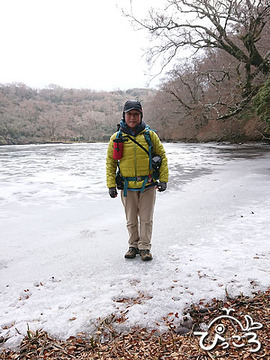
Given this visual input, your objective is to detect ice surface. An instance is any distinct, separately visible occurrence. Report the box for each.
[0,142,270,349]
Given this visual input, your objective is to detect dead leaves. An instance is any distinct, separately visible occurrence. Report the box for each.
[1,288,269,360]
[114,291,153,307]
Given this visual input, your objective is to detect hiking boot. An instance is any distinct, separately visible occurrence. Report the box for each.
[124,247,139,259]
[139,249,153,261]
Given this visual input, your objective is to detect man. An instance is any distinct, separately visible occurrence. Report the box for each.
[106,100,168,261]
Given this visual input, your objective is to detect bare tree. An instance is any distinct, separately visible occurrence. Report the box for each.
[127,0,270,117]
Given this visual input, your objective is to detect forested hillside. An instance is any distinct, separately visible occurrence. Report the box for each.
[0,80,268,145]
[0,84,155,145]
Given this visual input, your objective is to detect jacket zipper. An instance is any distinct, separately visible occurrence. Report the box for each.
[134,136,137,177]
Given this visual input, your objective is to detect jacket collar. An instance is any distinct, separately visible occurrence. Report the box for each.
[120,119,146,136]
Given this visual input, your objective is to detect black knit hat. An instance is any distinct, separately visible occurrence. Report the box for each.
[123,100,143,119]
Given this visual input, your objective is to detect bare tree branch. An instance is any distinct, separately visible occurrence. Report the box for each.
[125,0,270,120]
[126,0,270,78]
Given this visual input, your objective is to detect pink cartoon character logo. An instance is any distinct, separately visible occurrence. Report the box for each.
[194,308,263,353]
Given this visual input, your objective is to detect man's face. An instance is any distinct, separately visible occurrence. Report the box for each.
[125,110,141,130]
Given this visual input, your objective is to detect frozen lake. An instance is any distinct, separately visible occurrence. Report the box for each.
[0,142,270,349]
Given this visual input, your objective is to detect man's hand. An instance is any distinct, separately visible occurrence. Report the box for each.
[109,187,118,198]
[157,182,167,192]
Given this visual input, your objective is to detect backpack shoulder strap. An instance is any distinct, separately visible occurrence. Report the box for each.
[144,125,154,169]
[144,124,156,147]
[116,128,122,139]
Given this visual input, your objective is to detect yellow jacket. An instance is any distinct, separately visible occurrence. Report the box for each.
[106,128,169,190]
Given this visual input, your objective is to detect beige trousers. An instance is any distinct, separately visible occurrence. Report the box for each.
[121,187,156,250]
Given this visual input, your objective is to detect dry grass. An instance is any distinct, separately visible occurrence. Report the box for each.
[1,288,269,359]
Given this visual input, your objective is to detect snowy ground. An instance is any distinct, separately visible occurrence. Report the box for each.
[0,142,270,349]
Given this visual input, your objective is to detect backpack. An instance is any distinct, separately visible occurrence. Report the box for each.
[115,125,162,196]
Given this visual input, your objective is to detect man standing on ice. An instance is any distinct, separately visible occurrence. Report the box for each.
[106,100,169,261]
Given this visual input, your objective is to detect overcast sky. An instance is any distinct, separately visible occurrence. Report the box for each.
[0,0,167,91]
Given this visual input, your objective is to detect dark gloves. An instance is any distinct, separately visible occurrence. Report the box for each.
[109,187,118,198]
[157,182,167,192]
